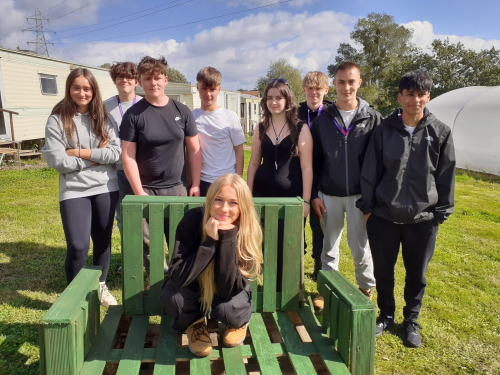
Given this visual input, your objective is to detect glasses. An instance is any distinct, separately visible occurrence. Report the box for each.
[116,76,136,82]
[268,78,289,86]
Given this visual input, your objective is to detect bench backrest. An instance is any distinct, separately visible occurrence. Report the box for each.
[121,196,304,315]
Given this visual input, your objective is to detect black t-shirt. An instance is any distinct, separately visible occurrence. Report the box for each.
[120,98,198,188]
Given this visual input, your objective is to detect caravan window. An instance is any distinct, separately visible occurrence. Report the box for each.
[39,74,58,95]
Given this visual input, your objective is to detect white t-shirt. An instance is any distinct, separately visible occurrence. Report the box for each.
[104,95,142,169]
[192,107,246,183]
[404,124,416,134]
[338,107,358,128]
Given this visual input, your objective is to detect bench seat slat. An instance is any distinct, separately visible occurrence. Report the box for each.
[298,304,351,375]
[116,315,150,375]
[153,315,176,375]
[80,306,123,375]
[222,346,247,375]
[273,311,317,375]
[190,356,211,375]
[248,313,282,374]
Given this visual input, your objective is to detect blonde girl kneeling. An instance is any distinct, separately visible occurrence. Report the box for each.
[161,174,262,357]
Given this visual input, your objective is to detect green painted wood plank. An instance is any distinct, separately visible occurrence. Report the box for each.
[337,301,351,365]
[168,203,185,262]
[349,309,376,375]
[80,306,123,375]
[147,203,165,315]
[248,313,281,375]
[187,202,203,211]
[273,312,316,375]
[317,271,375,310]
[281,205,302,311]
[329,289,340,344]
[190,356,211,375]
[298,305,351,375]
[222,346,247,375]
[250,280,258,312]
[122,203,145,315]
[123,196,206,205]
[154,315,177,375]
[263,205,279,312]
[116,315,150,375]
[42,266,102,323]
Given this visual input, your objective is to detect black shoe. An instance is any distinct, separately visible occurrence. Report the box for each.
[403,319,422,348]
[375,315,395,337]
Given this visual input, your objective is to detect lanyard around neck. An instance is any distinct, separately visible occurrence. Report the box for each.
[307,104,323,128]
[117,95,136,118]
[333,106,358,137]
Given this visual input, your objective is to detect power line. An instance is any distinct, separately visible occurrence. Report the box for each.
[50,0,106,22]
[40,0,71,14]
[57,0,193,39]
[57,0,292,45]
[56,0,187,34]
[22,8,56,56]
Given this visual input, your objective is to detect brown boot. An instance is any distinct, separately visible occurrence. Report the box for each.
[359,288,373,301]
[313,294,324,310]
[223,322,248,347]
[186,318,212,357]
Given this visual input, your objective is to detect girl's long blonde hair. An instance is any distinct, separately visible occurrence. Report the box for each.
[198,174,262,315]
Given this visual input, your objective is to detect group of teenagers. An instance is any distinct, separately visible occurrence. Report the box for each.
[42,55,455,356]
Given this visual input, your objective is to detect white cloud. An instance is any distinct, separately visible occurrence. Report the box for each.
[403,20,500,51]
[55,10,354,90]
[220,0,316,8]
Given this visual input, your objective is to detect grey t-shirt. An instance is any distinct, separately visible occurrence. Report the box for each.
[104,95,142,169]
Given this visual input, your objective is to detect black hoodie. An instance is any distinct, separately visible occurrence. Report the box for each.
[311,98,383,199]
[298,100,333,128]
[356,108,456,224]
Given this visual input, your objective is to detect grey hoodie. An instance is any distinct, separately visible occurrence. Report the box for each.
[42,112,120,201]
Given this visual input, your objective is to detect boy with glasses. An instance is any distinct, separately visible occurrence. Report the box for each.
[298,71,332,278]
[104,62,142,237]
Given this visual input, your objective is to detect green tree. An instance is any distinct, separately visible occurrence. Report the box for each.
[167,67,189,84]
[255,59,305,103]
[100,63,111,69]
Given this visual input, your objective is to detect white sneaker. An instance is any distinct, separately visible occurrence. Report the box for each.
[100,284,118,307]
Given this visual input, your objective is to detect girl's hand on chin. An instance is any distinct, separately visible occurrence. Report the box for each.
[205,217,219,240]
[217,223,235,231]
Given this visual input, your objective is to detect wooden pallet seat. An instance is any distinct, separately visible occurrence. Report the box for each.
[40,197,376,375]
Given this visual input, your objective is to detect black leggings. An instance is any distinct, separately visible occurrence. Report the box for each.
[60,191,118,284]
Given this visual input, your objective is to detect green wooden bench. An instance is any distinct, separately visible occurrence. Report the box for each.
[40,196,376,375]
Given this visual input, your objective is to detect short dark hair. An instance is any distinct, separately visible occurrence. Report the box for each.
[399,71,432,94]
[109,62,139,83]
[335,61,361,76]
[137,56,168,78]
[196,67,222,88]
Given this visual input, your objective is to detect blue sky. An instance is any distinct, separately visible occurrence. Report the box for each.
[2,0,499,90]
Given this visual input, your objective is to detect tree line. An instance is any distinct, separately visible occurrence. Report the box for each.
[257,12,500,116]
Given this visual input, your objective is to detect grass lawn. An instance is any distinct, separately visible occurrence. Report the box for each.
[1,153,499,374]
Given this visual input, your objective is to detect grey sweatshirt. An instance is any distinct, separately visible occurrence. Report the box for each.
[42,112,120,201]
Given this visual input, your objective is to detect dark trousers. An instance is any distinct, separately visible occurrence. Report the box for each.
[60,191,119,284]
[141,184,188,275]
[115,169,132,234]
[366,214,439,320]
[161,281,253,333]
[309,210,323,263]
[199,180,212,197]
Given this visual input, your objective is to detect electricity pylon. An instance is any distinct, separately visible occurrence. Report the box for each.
[22,8,55,57]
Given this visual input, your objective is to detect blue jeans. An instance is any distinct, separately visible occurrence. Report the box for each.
[115,169,132,233]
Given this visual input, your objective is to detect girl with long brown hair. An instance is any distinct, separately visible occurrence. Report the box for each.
[161,174,262,357]
[42,68,120,306]
[246,79,313,290]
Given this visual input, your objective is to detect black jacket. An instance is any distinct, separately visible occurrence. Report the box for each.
[298,100,333,128]
[356,108,456,224]
[311,98,382,199]
[167,207,248,299]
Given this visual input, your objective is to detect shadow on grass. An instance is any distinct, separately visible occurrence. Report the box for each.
[0,321,40,375]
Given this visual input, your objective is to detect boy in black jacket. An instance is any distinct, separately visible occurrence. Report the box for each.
[357,71,456,348]
[311,62,382,309]
[298,71,332,277]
